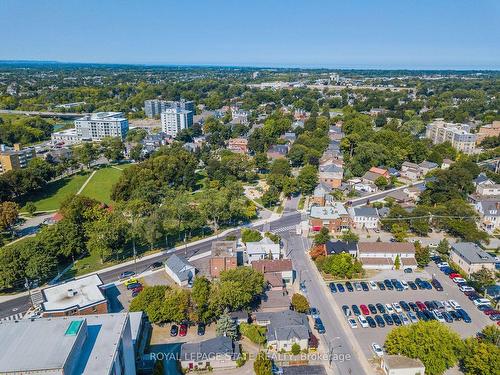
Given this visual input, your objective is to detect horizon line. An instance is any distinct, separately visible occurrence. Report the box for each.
[0,59,499,72]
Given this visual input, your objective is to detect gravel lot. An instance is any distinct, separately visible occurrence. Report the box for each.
[326,266,494,359]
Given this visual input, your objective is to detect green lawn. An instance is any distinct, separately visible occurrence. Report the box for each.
[21,172,90,212]
[80,166,124,204]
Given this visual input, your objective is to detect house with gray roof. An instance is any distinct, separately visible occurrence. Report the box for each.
[254,310,310,352]
[319,163,343,188]
[361,170,382,184]
[348,206,379,229]
[246,237,281,263]
[179,336,240,371]
[312,182,333,206]
[450,242,497,276]
[474,200,500,233]
[164,254,196,286]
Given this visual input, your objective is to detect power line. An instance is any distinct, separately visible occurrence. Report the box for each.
[381,214,477,221]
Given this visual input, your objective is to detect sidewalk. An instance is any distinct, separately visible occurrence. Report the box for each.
[0,211,283,304]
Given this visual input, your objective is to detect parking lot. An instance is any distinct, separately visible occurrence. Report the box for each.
[326,268,494,360]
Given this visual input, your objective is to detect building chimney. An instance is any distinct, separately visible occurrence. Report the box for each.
[67,289,77,297]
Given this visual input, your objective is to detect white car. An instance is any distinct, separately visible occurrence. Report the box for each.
[385,304,395,313]
[459,285,475,292]
[449,300,461,310]
[369,280,378,290]
[473,298,491,307]
[400,313,410,325]
[442,300,453,312]
[437,262,449,268]
[433,311,445,323]
[392,303,403,313]
[453,277,466,284]
[358,315,369,328]
[371,343,384,357]
[400,280,409,290]
[407,311,418,323]
[348,318,358,329]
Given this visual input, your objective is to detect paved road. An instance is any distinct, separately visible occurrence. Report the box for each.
[282,232,368,375]
[0,212,302,319]
[349,180,425,207]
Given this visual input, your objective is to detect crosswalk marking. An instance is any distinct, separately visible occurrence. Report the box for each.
[0,312,24,322]
[272,225,297,233]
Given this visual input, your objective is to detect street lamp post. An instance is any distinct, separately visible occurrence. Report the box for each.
[328,337,341,367]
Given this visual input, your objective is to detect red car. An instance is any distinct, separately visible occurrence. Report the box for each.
[484,309,500,316]
[179,323,188,337]
[416,301,426,311]
[449,273,461,279]
[132,285,143,293]
[360,304,370,315]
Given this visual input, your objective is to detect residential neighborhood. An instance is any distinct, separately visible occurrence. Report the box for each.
[0,2,499,375]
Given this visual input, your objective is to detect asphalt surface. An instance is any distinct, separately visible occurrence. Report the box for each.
[0,211,302,319]
[349,181,425,207]
[284,232,367,375]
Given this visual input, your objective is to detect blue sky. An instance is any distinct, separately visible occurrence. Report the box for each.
[0,0,498,69]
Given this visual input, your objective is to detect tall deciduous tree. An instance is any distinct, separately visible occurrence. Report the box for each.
[384,321,463,375]
[254,352,272,375]
[291,293,310,313]
[0,201,19,232]
[297,164,318,194]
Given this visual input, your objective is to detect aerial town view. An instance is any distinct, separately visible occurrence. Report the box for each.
[0,1,499,375]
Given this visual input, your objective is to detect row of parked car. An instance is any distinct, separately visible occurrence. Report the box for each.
[434,257,499,323]
[328,277,442,293]
[169,322,206,337]
[342,299,472,329]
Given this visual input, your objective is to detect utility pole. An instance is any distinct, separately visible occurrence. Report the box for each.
[133,239,137,275]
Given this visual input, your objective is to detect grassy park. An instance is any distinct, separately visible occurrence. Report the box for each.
[21,172,91,212]
[21,165,130,213]
[80,166,126,204]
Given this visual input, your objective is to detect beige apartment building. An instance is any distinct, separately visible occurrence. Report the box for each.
[0,143,36,174]
[425,119,476,154]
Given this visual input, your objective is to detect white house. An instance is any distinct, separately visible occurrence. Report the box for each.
[165,254,196,286]
[474,200,500,233]
[476,180,500,196]
[246,237,281,263]
[255,310,310,352]
[349,207,379,229]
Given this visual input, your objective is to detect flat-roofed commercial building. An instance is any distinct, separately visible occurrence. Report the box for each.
[0,143,36,174]
[40,274,108,317]
[425,119,476,154]
[75,112,129,141]
[0,313,136,375]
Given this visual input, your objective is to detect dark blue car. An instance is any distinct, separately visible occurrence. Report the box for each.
[329,282,337,293]
[456,309,471,323]
[337,283,345,292]
[314,318,326,333]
